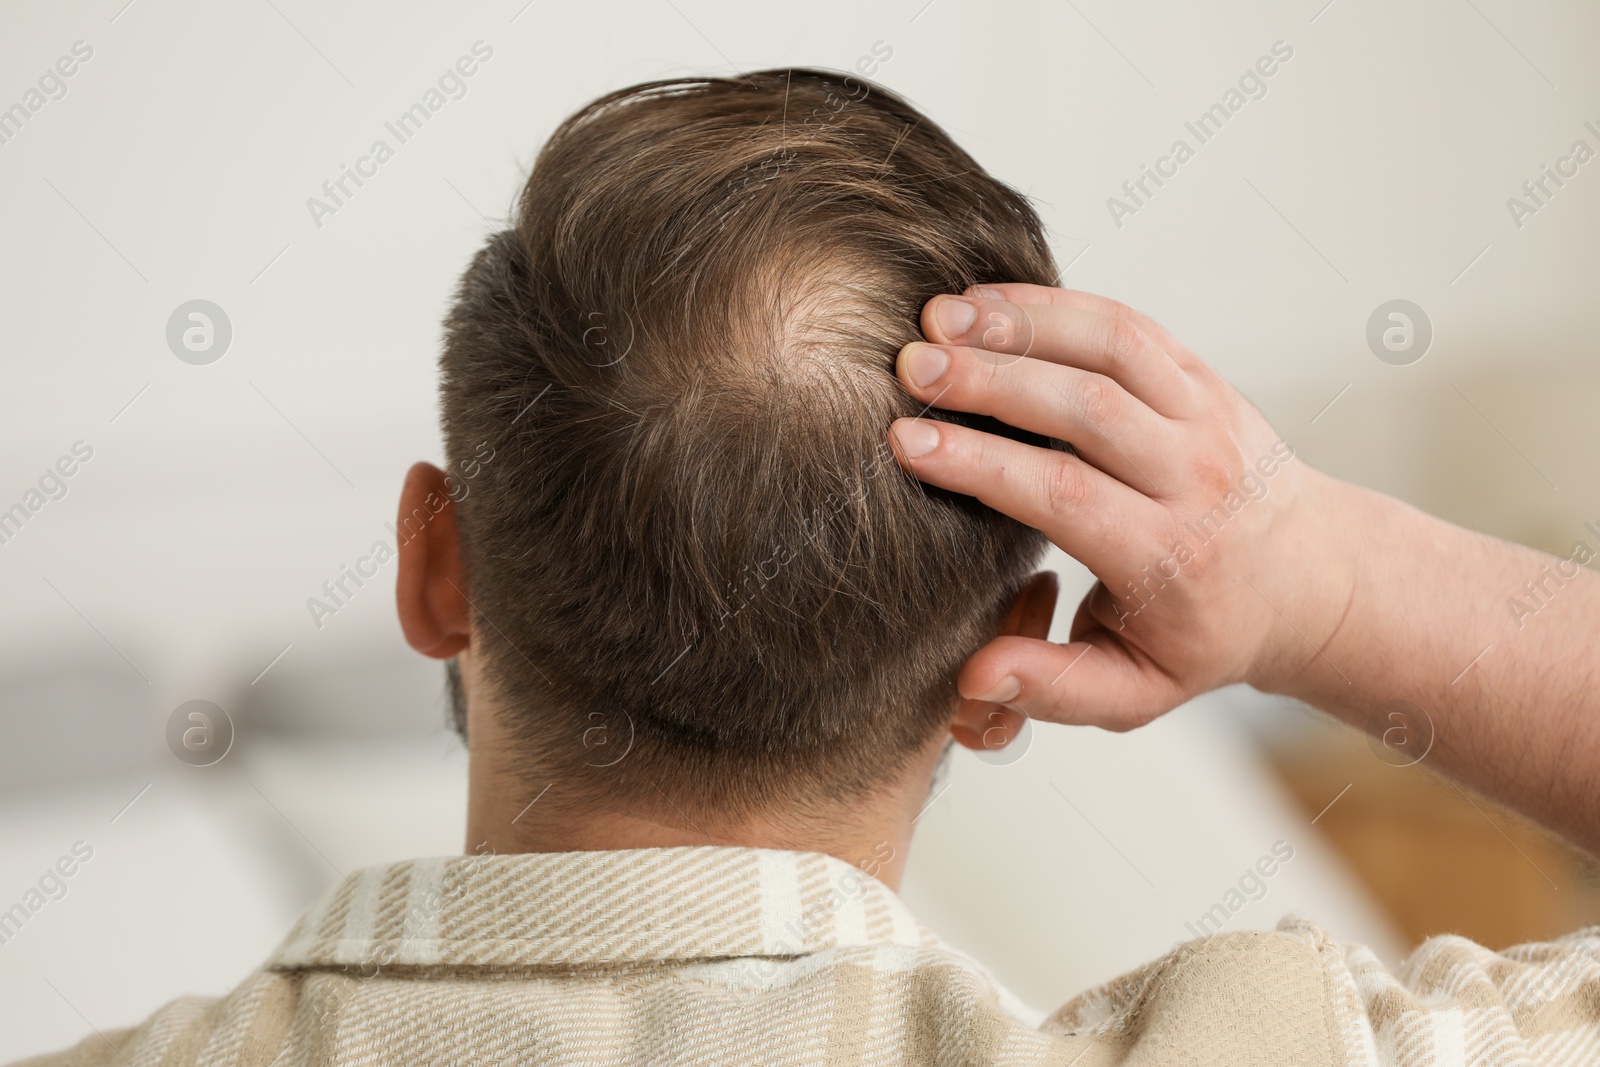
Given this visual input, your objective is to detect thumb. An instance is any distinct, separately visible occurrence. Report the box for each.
[956,632,1187,732]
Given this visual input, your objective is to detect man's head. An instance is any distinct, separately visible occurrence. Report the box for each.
[403,68,1058,821]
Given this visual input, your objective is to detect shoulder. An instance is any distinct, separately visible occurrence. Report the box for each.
[1048,923,1344,1065]
[9,970,297,1067]
[1048,917,1600,1067]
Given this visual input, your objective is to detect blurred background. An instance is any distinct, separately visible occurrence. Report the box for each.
[3,0,1599,1059]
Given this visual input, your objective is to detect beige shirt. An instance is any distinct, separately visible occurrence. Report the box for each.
[16,846,1600,1066]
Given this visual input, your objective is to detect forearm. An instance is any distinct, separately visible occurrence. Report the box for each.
[1272,477,1600,855]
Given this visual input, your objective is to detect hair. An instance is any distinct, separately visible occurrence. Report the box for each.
[440,68,1057,817]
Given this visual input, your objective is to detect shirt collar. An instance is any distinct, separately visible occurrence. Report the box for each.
[267,846,937,972]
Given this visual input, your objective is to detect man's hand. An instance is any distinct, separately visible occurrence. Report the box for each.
[888,282,1357,729]
[889,282,1600,857]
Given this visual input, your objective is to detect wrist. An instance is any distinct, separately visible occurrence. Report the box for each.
[1249,469,1370,699]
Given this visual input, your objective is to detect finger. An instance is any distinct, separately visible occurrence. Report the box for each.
[960,283,1205,375]
[956,632,1186,731]
[896,341,1176,493]
[922,296,1199,418]
[888,416,1166,576]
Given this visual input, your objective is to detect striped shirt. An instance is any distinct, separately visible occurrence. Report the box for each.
[16,846,1600,1066]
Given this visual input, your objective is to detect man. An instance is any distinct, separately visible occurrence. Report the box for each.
[21,68,1600,1066]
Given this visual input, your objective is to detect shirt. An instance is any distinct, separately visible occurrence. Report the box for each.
[15,846,1600,1066]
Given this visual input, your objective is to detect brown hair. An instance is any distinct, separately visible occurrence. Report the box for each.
[440,68,1056,815]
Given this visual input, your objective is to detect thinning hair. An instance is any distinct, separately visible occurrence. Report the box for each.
[440,68,1056,816]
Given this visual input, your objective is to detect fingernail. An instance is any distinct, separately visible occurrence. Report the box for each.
[966,681,1017,703]
[891,419,940,459]
[904,343,949,388]
[976,675,1021,703]
[935,297,976,338]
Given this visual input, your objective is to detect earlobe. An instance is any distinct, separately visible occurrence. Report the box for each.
[948,570,1058,753]
[395,461,473,659]
[951,701,1027,754]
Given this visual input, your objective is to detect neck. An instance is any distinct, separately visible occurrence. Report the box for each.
[461,692,943,892]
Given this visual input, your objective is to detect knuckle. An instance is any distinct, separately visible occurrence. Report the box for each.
[1178,538,1222,583]
[1072,373,1121,426]
[1191,457,1234,499]
[1041,456,1093,514]
[1099,316,1146,368]
[1102,298,1138,324]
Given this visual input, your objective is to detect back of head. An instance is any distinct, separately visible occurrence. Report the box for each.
[442,68,1056,815]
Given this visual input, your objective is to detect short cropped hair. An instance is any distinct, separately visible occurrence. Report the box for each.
[441,68,1056,815]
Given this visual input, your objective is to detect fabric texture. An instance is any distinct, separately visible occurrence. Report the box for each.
[15,846,1600,1066]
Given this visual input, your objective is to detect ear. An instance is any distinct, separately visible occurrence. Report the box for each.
[950,572,1058,754]
[395,462,472,659]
